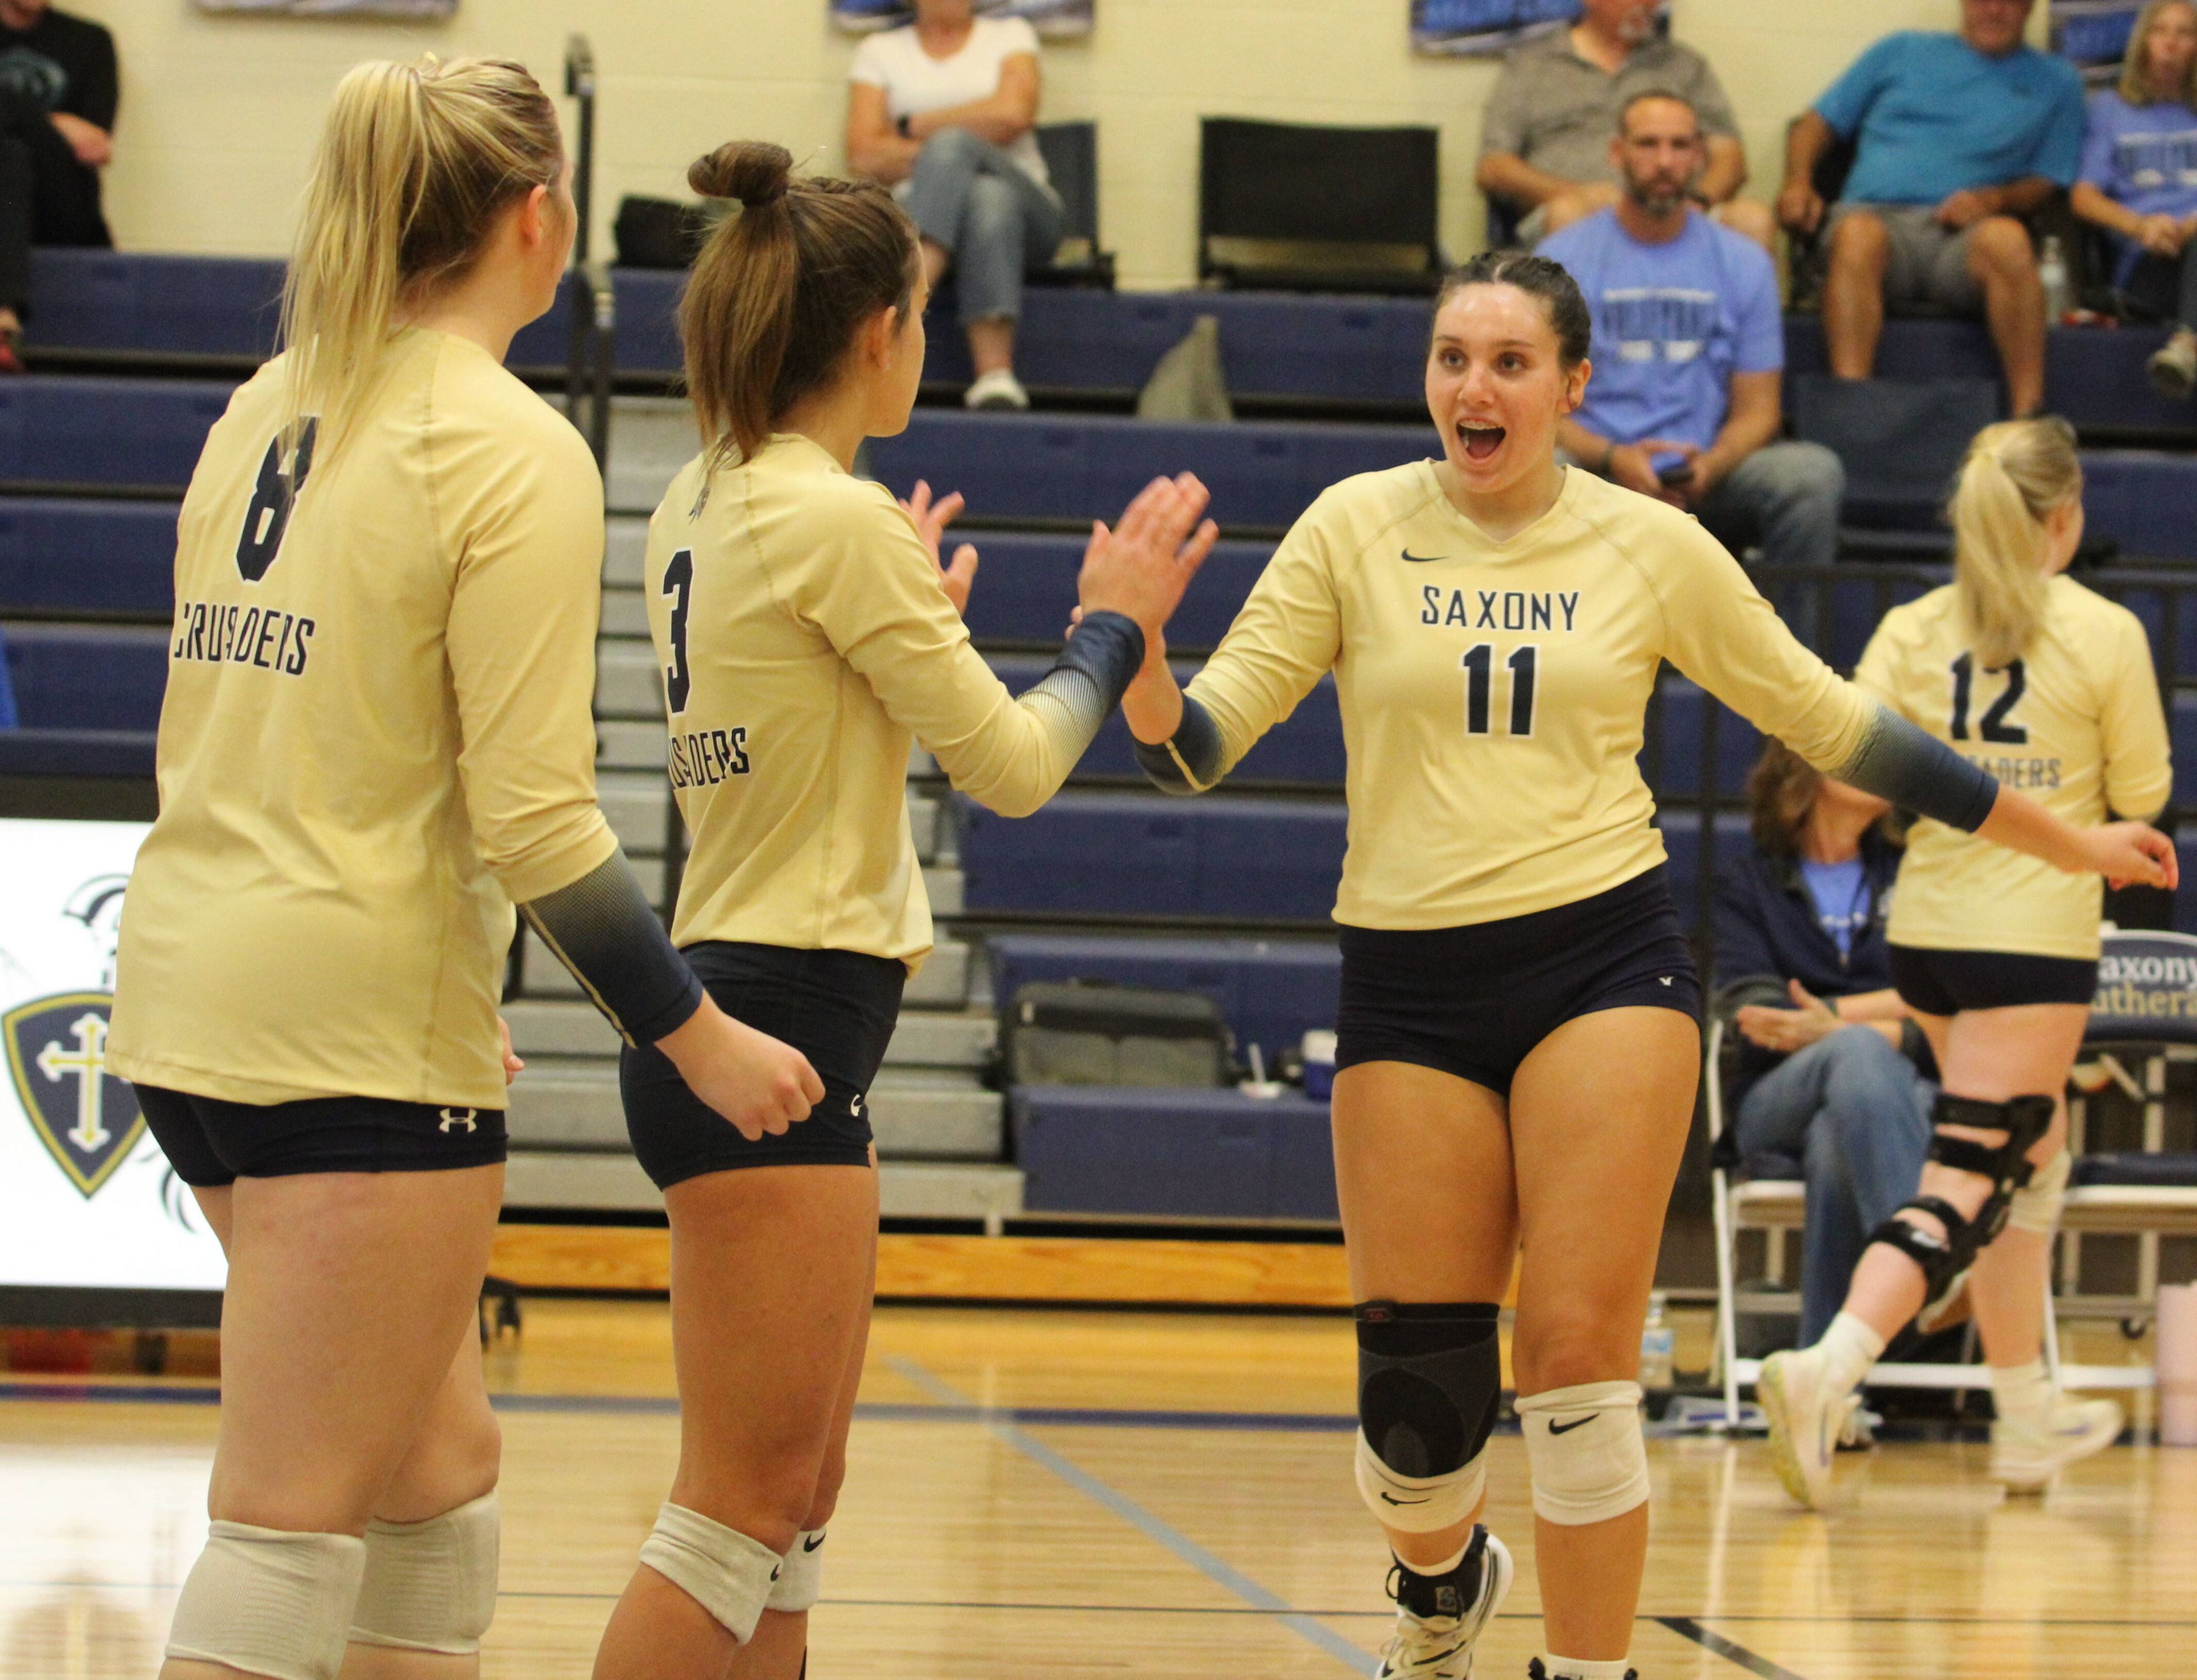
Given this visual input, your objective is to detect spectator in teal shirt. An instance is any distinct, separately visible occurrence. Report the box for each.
[1779,0,2085,418]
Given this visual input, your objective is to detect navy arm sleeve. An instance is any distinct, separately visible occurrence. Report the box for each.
[1840,706,1999,833]
[518,853,706,1047]
[1133,694,1228,796]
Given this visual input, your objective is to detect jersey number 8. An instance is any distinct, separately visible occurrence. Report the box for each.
[233,419,319,583]
[1462,643,1538,738]
[1948,653,2028,746]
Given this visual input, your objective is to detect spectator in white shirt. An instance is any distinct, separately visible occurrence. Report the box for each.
[846,0,1064,409]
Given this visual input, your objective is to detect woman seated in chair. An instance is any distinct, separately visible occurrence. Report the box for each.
[2071,0,2197,398]
[1714,740,1934,1349]
[844,0,1065,411]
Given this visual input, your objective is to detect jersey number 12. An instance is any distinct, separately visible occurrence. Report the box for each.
[1462,644,1538,738]
[1948,653,2027,745]
[662,548,694,715]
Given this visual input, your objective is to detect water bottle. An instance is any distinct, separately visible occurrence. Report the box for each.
[1639,1292,1675,1392]
[2039,236,2071,325]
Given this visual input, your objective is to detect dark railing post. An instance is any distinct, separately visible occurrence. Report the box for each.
[564,35,602,471]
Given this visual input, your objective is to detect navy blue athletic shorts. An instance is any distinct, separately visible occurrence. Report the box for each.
[1335,865,1702,1097]
[134,1085,507,1186]
[620,940,905,1189]
[1888,945,2099,1016]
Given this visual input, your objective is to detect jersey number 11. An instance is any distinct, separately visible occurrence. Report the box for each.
[1462,644,1538,738]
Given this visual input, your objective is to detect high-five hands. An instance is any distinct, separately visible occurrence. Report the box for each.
[1077,473,1222,656]
[901,479,981,618]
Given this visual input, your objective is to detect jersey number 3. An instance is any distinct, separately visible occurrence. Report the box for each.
[662,547,695,714]
[234,419,319,583]
[1948,653,2028,745]
[1462,644,1538,738]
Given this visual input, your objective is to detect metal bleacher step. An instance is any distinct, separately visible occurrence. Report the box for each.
[503,999,998,1069]
[505,1059,1004,1159]
[522,931,969,1010]
[502,1151,1024,1224]
[606,397,701,516]
[601,588,648,638]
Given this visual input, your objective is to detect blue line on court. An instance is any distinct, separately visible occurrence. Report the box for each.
[883,1352,1379,1677]
[1656,1617,1812,1680]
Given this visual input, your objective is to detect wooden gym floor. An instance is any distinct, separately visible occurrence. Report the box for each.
[2,1300,2191,1679]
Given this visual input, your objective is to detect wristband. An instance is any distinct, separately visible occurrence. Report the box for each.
[896,113,913,138]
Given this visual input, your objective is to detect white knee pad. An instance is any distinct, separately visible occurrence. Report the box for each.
[349,1490,500,1654]
[2006,1148,2071,1238]
[165,1521,367,1680]
[637,1502,784,1645]
[1354,1430,1488,1534]
[765,1527,827,1614]
[1517,1380,1651,1527]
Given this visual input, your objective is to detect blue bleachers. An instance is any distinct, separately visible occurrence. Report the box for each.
[0,498,178,616]
[1656,811,1757,928]
[960,531,1274,648]
[987,934,1341,1059]
[869,411,1438,533]
[0,376,236,491]
[1012,1086,1339,1220]
[958,790,1347,922]
[2,623,168,730]
[0,726,156,777]
[27,250,577,371]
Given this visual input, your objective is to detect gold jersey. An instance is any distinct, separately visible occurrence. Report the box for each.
[647,434,1132,968]
[1855,575,2171,960]
[109,330,616,1108]
[1182,462,1887,928]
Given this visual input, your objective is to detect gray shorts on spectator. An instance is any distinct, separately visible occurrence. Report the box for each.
[1827,202,1988,312]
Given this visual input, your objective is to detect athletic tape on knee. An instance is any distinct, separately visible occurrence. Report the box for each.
[2007,1148,2069,1238]
[637,1502,784,1645]
[349,1490,500,1654]
[1355,1431,1488,1532]
[165,1521,367,1680]
[1516,1380,1650,1527]
[766,1528,826,1614]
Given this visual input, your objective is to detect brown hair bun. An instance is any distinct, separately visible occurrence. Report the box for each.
[691,140,793,209]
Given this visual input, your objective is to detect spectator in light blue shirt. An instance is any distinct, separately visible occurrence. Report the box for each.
[1779,0,2087,418]
[2070,0,2197,398]
[1544,93,1845,588]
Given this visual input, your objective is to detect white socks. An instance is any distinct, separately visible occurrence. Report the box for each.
[1401,1540,1469,1578]
[1537,1657,1631,1680]
[1991,1357,2052,1428]
[1819,1311,1887,1398]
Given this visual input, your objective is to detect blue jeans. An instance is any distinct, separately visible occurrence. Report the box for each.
[1730,1026,1933,1344]
[1696,439,1845,646]
[901,127,1065,326]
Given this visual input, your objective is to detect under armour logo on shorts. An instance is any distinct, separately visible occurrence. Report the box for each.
[440,1108,479,1133]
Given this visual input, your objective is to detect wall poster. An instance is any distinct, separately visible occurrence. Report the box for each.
[192,1,457,17]
[1412,0,1667,58]
[2052,3,2144,84]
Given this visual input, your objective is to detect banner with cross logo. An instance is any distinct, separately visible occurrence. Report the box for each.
[6,992,144,1197]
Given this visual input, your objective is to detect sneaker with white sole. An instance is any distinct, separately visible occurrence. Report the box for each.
[963,368,1030,410]
[1990,1395,2124,1492]
[1377,1526,1513,1679]
[2148,329,2197,400]
[1758,1347,1843,1510]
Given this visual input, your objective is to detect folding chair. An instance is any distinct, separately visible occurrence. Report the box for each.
[1030,121,1116,289]
[1197,117,1443,295]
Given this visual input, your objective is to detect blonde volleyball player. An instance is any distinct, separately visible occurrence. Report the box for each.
[1759,418,2172,1509]
[588,142,1216,1680]
[1117,253,2175,1680]
[107,61,820,1680]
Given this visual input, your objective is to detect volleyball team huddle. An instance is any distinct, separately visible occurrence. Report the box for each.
[105,55,2178,1680]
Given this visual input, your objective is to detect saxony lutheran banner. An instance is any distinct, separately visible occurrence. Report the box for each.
[0,819,227,1295]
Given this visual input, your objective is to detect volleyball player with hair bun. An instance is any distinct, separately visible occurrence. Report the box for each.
[1121,255,2174,1680]
[589,141,1215,1680]
[107,57,819,1680]
[1760,418,2172,1510]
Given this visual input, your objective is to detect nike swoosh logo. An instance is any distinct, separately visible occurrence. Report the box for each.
[1658,976,1673,986]
[803,1534,827,1551]
[1379,1492,1430,1505]
[1548,1415,1595,1435]
[1399,550,1448,563]
[769,1564,782,1582]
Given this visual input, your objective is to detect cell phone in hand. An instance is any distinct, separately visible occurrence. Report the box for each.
[1657,462,1695,487]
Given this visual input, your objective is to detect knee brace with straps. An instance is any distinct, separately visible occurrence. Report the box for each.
[1866,1092,2057,1309]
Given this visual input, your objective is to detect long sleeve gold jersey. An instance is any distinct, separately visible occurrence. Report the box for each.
[1856,575,2171,960]
[108,331,617,1108]
[645,434,1140,968]
[1176,462,1953,929]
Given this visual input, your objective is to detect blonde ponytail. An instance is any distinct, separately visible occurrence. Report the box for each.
[279,54,564,454]
[1949,418,2080,669]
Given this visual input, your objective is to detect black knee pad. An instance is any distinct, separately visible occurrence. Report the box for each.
[1355,1301,1501,1478]
[1866,1193,1975,1302]
[1926,1091,2056,1249]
